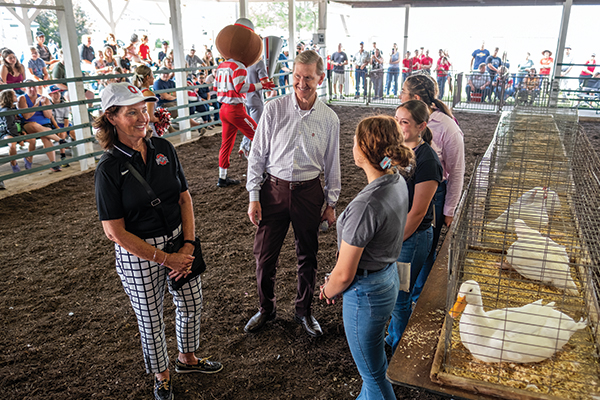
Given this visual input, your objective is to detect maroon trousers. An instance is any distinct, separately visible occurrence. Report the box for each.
[253,175,324,317]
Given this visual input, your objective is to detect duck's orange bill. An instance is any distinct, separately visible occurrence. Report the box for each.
[449,295,466,318]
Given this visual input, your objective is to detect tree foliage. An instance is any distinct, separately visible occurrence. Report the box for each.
[35,1,93,47]
[250,2,317,35]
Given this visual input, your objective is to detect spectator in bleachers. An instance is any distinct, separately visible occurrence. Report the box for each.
[515,52,533,89]
[401,51,411,84]
[203,49,216,68]
[560,45,575,89]
[579,53,596,88]
[161,56,175,80]
[27,46,49,94]
[35,31,58,68]
[420,49,433,75]
[354,42,369,99]
[132,65,162,136]
[470,42,489,71]
[117,47,131,73]
[539,50,553,77]
[0,89,35,173]
[491,66,514,101]
[157,41,169,64]
[94,50,108,73]
[435,53,451,99]
[51,49,95,105]
[185,46,204,76]
[331,43,348,99]
[18,80,66,171]
[105,33,119,55]
[103,46,117,70]
[485,47,502,84]
[466,63,491,102]
[138,35,153,66]
[153,66,202,131]
[277,50,290,95]
[411,49,421,74]
[48,85,71,166]
[203,72,220,124]
[196,73,217,127]
[126,34,142,65]
[1,48,26,95]
[370,48,384,100]
[79,34,96,73]
[386,44,400,97]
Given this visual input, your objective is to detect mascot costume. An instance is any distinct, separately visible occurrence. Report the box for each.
[214,18,275,187]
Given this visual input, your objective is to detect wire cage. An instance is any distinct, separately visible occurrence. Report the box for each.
[432,108,600,399]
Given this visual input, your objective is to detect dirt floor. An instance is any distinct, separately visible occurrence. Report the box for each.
[1,106,598,400]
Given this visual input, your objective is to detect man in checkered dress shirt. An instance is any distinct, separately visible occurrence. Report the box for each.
[244,50,341,337]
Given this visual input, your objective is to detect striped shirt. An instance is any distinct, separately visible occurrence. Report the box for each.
[246,94,341,205]
[214,59,263,105]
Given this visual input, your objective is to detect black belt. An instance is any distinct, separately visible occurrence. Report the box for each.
[267,174,315,190]
[356,267,384,276]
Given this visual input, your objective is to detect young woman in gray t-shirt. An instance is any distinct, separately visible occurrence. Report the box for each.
[319,115,413,399]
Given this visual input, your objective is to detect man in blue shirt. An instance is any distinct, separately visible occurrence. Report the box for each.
[470,42,489,71]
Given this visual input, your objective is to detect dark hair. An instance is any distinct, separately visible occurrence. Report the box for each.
[355,115,414,175]
[0,89,15,108]
[396,100,433,145]
[1,48,23,77]
[402,74,453,118]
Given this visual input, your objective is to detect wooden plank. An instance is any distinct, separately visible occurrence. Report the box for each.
[387,236,494,400]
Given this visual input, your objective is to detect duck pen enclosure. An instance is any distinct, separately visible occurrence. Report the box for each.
[430,109,600,400]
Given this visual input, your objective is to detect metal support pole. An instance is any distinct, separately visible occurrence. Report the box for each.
[401,5,410,88]
[168,0,191,141]
[549,0,572,107]
[288,0,296,62]
[239,0,248,19]
[55,0,94,171]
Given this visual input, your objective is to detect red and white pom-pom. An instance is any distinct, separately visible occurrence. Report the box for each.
[154,107,172,136]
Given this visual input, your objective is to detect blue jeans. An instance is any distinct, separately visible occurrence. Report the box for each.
[355,69,367,96]
[386,70,399,96]
[343,263,399,400]
[412,181,446,305]
[387,226,434,352]
[437,75,447,99]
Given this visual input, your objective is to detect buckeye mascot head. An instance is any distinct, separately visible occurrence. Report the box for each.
[215,18,263,67]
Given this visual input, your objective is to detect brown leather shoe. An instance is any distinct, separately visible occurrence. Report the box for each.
[294,314,323,337]
[244,311,276,333]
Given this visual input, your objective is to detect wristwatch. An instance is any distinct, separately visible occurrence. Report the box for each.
[183,239,197,246]
[327,202,337,210]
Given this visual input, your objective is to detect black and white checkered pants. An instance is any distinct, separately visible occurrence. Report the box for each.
[115,225,203,374]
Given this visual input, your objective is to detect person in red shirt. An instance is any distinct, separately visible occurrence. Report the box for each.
[402,51,411,83]
[421,49,433,75]
[579,53,597,87]
[138,35,154,66]
[539,50,553,76]
[436,52,451,99]
[411,49,421,73]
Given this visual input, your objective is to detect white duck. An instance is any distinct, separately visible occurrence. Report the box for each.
[505,219,578,296]
[486,187,559,232]
[449,280,587,363]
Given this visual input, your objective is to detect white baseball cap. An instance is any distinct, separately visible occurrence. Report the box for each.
[101,82,157,111]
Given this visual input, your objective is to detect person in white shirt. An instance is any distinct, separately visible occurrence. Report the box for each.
[244,50,341,338]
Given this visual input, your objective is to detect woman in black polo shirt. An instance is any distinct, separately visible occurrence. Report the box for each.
[94,82,222,400]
